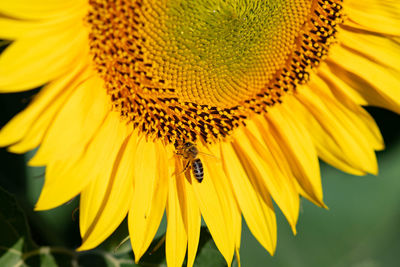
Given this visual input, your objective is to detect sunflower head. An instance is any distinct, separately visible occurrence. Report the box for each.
[0,0,399,266]
[86,0,343,145]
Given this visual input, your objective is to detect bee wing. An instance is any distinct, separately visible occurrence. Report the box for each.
[198,151,220,161]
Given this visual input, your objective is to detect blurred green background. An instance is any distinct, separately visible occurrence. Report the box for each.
[1,87,400,267]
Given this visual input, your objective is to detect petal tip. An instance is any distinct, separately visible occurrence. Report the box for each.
[76,244,90,252]
[34,199,49,211]
[27,154,45,167]
[291,225,297,236]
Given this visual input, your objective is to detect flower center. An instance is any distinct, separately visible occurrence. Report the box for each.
[157,0,310,107]
[87,0,343,144]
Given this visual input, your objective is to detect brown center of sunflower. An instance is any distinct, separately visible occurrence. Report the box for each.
[86,0,343,144]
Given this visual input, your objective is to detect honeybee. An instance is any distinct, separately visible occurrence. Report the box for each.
[175,141,204,183]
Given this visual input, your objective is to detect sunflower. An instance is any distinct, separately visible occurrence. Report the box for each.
[0,0,399,266]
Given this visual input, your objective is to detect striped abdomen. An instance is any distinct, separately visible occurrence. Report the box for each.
[192,158,204,183]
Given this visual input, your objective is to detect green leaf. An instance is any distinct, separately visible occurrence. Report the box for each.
[23,247,78,267]
[0,186,79,267]
[79,250,138,267]
[0,186,37,266]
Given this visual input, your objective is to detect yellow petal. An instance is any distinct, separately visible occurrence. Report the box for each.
[233,127,299,234]
[266,102,324,207]
[34,151,84,210]
[344,0,400,36]
[29,75,109,165]
[311,74,384,151]
[166,163,187,267]
[286,97,367,176]
[192,153,235,266]
[204,144,242,260]
[167,149,202,267]
[78,133,137,251]
[0,18,42,40]
[0,22,88,92]
[78,114,130,237]
[35,111,128,212]
[221,142,276,255]
[0,7,87,40]
[327,45,400,114]
[0,62,90,150]
[337,30,400,73]
[129,140,169,262]
[0,0,88,20]
[7,105,68,154]
[296,83,378,175]
[208,146,242,257]
[182,166,201,267]
[318,63,368,106]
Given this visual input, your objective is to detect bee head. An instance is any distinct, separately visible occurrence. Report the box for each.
[184,142,193,148]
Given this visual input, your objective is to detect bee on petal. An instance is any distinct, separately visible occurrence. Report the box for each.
[174,141,204,183]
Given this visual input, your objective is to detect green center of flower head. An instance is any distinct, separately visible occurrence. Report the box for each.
[87,0,343,144]
[162,0,309,106]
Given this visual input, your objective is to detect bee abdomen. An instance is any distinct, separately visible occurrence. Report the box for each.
[192,158,204,183]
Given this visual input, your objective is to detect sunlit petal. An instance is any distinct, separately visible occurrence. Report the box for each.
[0,0,399,265]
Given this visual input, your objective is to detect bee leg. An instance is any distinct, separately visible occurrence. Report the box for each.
[175,152,189,159]
[172,160,191,177]
[182,160,191,172]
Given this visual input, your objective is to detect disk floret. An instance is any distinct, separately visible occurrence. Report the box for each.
[87,0,343,144]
